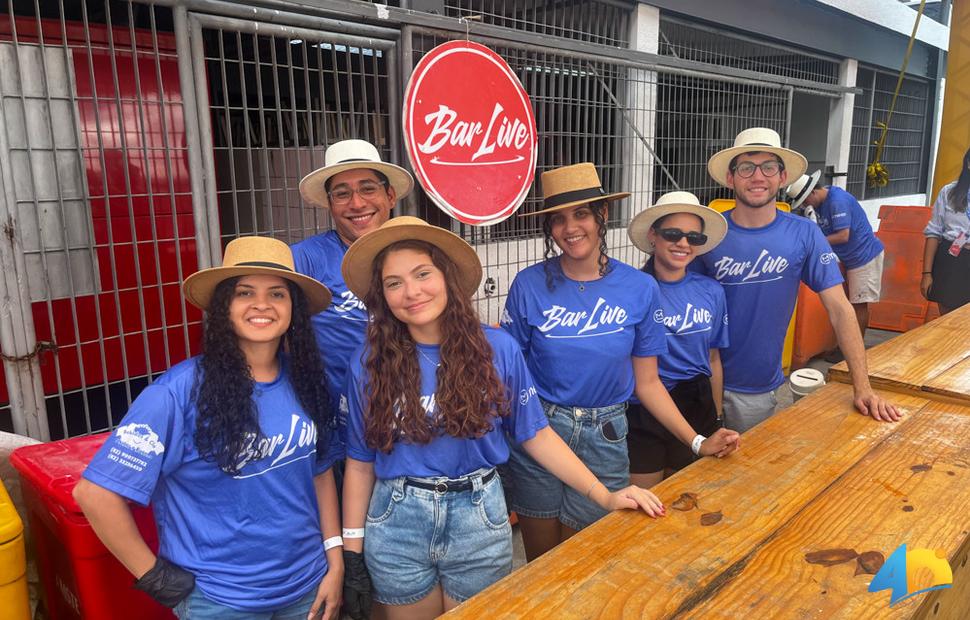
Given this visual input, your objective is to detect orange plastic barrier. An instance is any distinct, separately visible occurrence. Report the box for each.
[791,283,837,369]
[870,205,941,332]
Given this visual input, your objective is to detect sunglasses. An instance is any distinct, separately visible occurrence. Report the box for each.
[656,228,708,246]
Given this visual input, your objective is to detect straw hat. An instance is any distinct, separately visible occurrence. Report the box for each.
[520,163,630,217]
[183,236,331,313]
[341,216,482,301]
[785,170,822,210]
[627,191,727,255]
[707,127,807,187]
[299,139,414,208]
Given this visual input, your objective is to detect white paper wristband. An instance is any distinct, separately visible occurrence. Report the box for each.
[323,536,343,551]
[691,434,706,456]
[342,527,365,539]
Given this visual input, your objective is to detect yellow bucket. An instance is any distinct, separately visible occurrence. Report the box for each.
[0,478,29,620]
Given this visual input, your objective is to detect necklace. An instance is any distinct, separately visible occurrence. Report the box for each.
[578,281,586,292]
[417,347,440,368]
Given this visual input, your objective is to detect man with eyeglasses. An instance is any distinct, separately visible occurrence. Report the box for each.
[691,127,898,433]
[293,139,414,415]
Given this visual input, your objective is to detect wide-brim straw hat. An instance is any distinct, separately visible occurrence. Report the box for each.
[627,191,728,255]
[520,162,630,217]
[785,170,821,210]
[299,139,414,208]
[342,216,482,301]
[183,236,331,314]
[707,127,807,187]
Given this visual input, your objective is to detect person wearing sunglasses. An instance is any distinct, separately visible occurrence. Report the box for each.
[691,128,899,434]
[625,191,737,487]
[501,164,740,561]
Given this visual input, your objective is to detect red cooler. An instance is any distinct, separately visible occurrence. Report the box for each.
[10,434,173,619]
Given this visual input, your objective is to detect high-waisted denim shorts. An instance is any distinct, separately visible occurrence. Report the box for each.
[364,468,512,605]
[505,399,629,531]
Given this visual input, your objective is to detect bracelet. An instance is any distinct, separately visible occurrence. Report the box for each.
[922,271,932,274]
[584,479,601,500]
[323,536,343,551]
[342,527,365,539]
[691,434,706,456]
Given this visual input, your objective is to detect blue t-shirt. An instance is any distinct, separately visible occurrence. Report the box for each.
[291,230,367,410]
[692,210,844,394]
[344,327,547,479]
[501,257,667,407]
[82,357,344,612]
[815,186,884,269]
[652,272,729,390]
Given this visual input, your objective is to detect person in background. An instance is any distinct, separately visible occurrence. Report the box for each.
[786,171,885,346]
[922,146,970,314]
[73,237,344,620]
[692,127,899,433]
[340,217,665,620]
[502,164,739,561]
[626,191,733,487]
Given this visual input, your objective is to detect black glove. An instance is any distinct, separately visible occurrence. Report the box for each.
[133,556,195,608]
[342,549,372,620]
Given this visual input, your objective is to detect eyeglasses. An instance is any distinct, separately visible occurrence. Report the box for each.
[656,228,708,246]
[328,181,386,205]
[730,160,784,178]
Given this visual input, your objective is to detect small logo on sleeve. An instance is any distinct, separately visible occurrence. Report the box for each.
[115,423,165,456]
[820,252,837,265]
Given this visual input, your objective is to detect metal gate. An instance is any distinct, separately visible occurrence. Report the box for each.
[1,0,856,440]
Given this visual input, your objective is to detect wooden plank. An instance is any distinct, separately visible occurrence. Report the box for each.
[922,356,970,405]
[829,304,970,391]
[681,399,970,619]
[446,385,929,619]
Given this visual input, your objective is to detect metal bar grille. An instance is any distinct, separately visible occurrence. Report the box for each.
[659,16,841,86]
[443,0,631,47]
[847,65,931,199]
[0,0,199,438]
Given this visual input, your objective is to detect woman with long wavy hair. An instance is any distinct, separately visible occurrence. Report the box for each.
[339,216,665,620]
[74,237,344,620]
[502,164,740,562]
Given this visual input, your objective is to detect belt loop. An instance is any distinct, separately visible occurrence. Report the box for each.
[392,476,406,499]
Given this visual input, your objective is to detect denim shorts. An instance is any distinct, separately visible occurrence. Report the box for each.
[364,468,512,605]
[505,399,629,531]
[174,586,316,619]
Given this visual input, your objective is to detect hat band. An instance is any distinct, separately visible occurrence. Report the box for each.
[544,187,606,209]
[789,179,814,205]
[337,157,375,164]
[235,260,295,272]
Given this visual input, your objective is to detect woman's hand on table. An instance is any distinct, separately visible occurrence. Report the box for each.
[593,483,666,517]
[699,428,741,459]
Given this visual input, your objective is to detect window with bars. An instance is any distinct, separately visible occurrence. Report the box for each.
[442,0,632,47]
[847,66,930,200]
[658,17,841,86]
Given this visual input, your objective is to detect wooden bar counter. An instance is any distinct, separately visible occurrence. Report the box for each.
[447,313,970,618]
[829,304,970,404]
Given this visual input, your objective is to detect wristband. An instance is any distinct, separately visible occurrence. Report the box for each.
[922,271,932,274]
[584,479,601,500]
[343,527,365,539]
[691,434,706,456]
[323,536,343,551]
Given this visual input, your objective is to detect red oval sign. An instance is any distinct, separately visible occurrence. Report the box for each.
[403,40,538,226]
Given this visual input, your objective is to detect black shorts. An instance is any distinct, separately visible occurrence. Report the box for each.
[626,374,720,474]
[928,242,970,310]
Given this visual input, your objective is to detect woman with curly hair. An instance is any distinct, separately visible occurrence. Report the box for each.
[339,216,664,620]
[502,164,740,561]
[73,236,344,619]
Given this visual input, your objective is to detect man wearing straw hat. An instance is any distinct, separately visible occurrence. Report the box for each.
[786,171,885,346]
[293,139,414,405]
[693,128,898,432]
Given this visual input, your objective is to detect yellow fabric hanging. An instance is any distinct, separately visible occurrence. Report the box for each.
[867,0,927,188]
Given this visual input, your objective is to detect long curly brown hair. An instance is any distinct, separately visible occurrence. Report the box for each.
[360,239,509,453]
